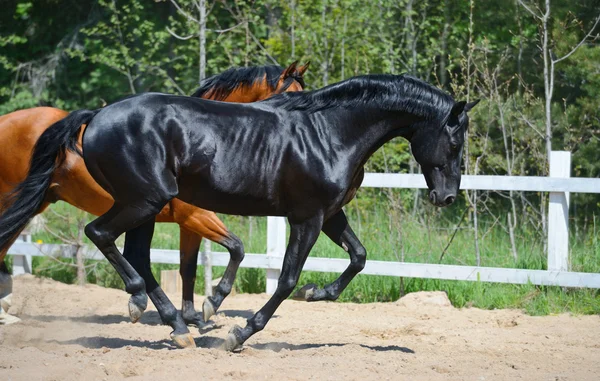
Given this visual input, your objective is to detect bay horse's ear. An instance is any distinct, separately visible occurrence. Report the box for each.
[296,61,310,76]
[464,99,480,112]
[282,60,299,78]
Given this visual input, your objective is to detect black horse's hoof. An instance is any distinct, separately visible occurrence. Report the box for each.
[292,283,318,301]
[221,325,244,352]
[171,332,196,349]
[183,310,217,331]
[183,311,204,326]
[128,292,148,323]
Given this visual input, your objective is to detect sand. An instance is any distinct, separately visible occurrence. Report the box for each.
[0,274,598,380]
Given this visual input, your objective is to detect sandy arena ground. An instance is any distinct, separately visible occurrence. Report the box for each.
[0,275,599,380]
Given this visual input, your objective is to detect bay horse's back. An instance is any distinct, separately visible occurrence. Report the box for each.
[0,107,68,194]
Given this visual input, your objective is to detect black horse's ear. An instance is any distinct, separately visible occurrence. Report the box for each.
[464,99,480,112]
[296,61,310,76]
[282,60,299,79]
[451,101,467,116]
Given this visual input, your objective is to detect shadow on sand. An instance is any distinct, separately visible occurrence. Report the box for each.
[48,335,414,354]
[249,342,415,353]
[20,308,259,327]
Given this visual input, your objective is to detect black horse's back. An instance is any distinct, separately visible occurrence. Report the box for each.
[82,92,331,216]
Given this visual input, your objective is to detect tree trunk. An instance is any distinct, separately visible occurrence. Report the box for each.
[439,0,450,86]
[198,0,206,82]
[541,0,552,164]
[291,0,296,58]
[341,13,347,80]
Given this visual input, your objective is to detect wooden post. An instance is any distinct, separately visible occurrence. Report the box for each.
[12,230,32,275]
[266,217,286,294]
[202,239,212,297]
[160,270,182,294]
[547,151,571,271]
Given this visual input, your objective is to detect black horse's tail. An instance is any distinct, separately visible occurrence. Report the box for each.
[0,109,99,254]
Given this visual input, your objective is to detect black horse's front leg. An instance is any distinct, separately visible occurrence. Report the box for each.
[222,213,323,351]
[293,210,366,302]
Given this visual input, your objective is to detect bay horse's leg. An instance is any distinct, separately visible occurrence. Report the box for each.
[0,259,19,324]
[178,227,203,326]
[293,210,366,302]
[84,201,195,348]
[123,219,193,348]
[201,230,244,323]
[222,213,323,351]
[171,200,245,324]
[0,201,50,317]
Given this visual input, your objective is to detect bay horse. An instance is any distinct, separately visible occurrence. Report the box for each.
[0,74,478,350]
[0,62,309,329]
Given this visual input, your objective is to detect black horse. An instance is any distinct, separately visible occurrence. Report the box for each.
[0,74,477,350]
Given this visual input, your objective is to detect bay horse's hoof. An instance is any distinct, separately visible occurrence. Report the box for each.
[292,283,318,301]
[221,325,243,352]
[0,308,21,325]
[202,298,216,322]
[171,332,196,349]
[0,293,13,311]
[128,293,148,323]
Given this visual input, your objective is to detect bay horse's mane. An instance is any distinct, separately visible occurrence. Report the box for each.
[265,74,455,122]
[190,65,286,100]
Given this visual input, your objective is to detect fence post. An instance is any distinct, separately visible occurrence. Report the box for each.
[266,217,286,294]
[547,151,571,272]
[12,230,33,275]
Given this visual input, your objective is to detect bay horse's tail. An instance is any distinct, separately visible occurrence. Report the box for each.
[0,109,99,255]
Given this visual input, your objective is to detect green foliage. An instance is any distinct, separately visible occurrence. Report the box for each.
[2,0,600,314]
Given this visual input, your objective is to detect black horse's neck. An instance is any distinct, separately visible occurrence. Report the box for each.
[267,74,454,170]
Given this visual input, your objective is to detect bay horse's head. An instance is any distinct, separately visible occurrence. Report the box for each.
[191,62,309,103]
[273,60,310,94]
[410,99,479,207]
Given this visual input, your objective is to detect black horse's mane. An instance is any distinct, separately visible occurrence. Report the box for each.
[265,74,455,121]
[191,65,284,100]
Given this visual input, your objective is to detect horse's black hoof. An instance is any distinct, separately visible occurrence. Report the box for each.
[171,332,196,349]
[183,311,204,326]
[128,292,148,323]
[292,283,318,301]
[221,325,243,352]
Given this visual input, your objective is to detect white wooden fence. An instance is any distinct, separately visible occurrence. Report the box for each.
[7,151,600,293]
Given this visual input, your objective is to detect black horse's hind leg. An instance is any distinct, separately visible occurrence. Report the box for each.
[293,210,366,302]
[84,201,194,348]
[123,220,195,348]
[222,213,323,351]
[201,231,245,323]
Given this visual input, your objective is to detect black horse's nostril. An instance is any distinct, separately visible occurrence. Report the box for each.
[444,195,456,205]
[429,190,437,204]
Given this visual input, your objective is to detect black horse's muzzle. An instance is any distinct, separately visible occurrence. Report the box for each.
[428,190,456,207]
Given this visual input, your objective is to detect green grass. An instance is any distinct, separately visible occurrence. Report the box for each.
[24,200,600,316]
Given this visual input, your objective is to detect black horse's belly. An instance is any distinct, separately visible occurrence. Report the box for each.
[176,174,282,216]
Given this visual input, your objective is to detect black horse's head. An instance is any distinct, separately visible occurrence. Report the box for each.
[410,99,479,207]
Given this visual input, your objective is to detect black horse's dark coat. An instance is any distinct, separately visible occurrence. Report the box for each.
[83,75,456,220]
[1,73,478,349]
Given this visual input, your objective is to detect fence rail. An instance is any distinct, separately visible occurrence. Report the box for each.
[7,151,600,292]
